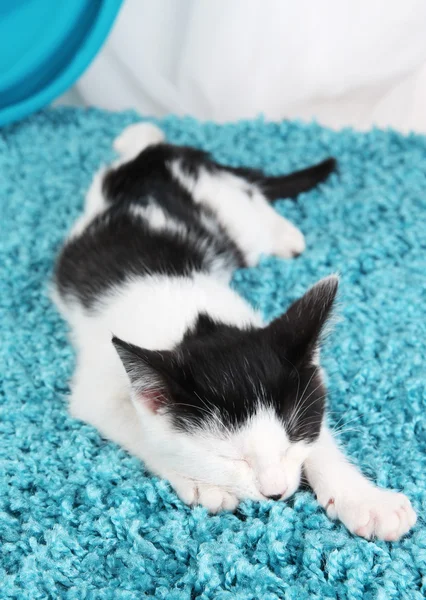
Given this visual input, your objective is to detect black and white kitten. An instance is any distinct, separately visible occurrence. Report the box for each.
[54,123,416,540]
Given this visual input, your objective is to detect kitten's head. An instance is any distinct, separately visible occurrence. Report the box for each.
[113,276,338,503]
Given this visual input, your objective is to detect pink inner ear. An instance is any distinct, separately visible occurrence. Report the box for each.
[138,389,167,413]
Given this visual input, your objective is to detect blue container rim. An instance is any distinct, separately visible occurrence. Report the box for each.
[0,0,123,127]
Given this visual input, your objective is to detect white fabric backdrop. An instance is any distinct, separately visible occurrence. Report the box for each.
[60,0,426,132]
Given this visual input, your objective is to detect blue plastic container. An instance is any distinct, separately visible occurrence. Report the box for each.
[0,0,122,126]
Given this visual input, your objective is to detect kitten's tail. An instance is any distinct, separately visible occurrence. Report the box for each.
[260,157,337,200]
[228,157,337,201]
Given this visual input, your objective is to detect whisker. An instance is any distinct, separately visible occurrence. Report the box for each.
[281,354,301,413]
[287,366,319,431]
[286,367,313,431]
[288,393,328,433]
[295,395,327,424]
[331,425,363,437]
[329,412,358,430]
[164,400,207,415]
[194,391,227,431]
[299,381,324,408]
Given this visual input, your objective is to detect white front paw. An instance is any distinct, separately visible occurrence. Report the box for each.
[196,484,240,513]
[170,476,239,513]
[326,488,417,541]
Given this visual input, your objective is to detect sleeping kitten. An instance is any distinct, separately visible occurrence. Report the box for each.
[53,122,416,540]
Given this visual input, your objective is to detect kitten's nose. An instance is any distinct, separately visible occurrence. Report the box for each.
[259,466,287,499]
[267,494,283,501]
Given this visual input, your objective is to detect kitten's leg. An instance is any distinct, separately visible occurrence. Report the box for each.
[171,156,306,264]
[69,353,147,459]
[239,195,307,262]
[304,426,417,540]
[113,121,306,263]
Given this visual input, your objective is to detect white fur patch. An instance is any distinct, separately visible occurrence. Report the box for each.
[304,426,417,540]
[114,122,165,160]
[171,162,306,264]
[129,203,187,235]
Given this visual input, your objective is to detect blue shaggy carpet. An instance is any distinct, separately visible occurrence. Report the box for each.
[1,108,425,599]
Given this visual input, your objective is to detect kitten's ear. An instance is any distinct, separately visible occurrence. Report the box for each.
[267,275,338,363]
[112,336,176,412]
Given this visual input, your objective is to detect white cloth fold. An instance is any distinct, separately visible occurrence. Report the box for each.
[62,0,426,132]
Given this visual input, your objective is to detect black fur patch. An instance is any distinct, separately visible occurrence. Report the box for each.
[113,277,337,442]
[55,145,245,308]
[56,211,205,307]
[226,158,337,200]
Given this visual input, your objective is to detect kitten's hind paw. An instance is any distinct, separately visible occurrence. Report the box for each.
[271,219,306,258]
[114,122,165,158]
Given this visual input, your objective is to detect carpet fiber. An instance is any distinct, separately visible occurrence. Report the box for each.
[1,108,425,599]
